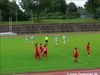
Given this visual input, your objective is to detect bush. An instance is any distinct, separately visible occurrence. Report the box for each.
[66,12,80,19]
[46,12,63,19]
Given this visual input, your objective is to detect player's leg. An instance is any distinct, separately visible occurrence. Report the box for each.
[56,41,58,45]
[35,53,37,60]
[39,54,40,59]
[88,50,90,57]
[25,38,28,43]
[31,40,33,43]
[41,52,43,57]
[64,40,65,44]
[75,59,77,63]
[74,58,75,63]
[44,53,47,58]
[63,40,64,44]
[76,58,78,63]
[45,54,47,58]
[46,52,47,58]
[45,40,47,45]
[37,52,40,59]
[57,42,58,45]
[47,41,48,45]
[46,40,48,45]
[74,56,76,63]
[43,53,45,58]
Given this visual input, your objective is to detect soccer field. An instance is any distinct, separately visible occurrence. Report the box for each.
[1,33,100,74]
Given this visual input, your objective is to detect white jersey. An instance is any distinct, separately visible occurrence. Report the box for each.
[31,36,34,40]
[62,35,66,44]
[63,36,66,40]
[25,35,28,39]
[25,35,28,38]
[55,37,58,42]
[55,37,58,45]
[25,35,28,42]
[30,36,34,43]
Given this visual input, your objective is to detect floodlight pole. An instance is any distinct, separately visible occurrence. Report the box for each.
[9,17,12,32]
[16,9,18,23]
[0,10,1,21]
[31,10,33,23]
[32,0,40,21]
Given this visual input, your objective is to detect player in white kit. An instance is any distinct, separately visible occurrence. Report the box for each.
[62,35,66,44]
[31,36,34,43]
[25,35,28,43]
[55,36,59,45]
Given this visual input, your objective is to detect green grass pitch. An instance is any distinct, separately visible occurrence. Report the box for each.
[1,33,100,74]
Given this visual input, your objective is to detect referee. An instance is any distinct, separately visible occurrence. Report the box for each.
[45,36,48,45]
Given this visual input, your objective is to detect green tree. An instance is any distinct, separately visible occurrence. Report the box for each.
[85,0,100,19]
[0,0,18,21]
[67,2,77,13]
[56,0,67,19]
[66,2,80,19]
[0,0,9,10]
[45,0,67,19]
[59,0,67,15]
[0,0,29,21]
[0,0,9,21]
[20,0,52,21]
[9,0,18,20]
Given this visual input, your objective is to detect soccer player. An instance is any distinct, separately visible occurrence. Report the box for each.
[45,36,48,45]
[39,43,43,54]
[55,36,59,45]
[34,44,40,60]
[86,42,90,57]
[62,35,66,44]
[31,36,34,43]
[73,47,78,63]
[43,44,48,58]
[25,35,28,43]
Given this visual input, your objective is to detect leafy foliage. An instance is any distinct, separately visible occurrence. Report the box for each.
[66,2,80,19]
[85,0,100,19]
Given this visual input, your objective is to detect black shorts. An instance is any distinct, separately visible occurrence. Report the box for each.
[45,40,48,42]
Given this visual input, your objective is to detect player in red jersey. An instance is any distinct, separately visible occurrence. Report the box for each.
[39,43,43,54]
[86,42,90,57]
[73,47,78,63]
[43,45,48,58]
[34,44,40,60]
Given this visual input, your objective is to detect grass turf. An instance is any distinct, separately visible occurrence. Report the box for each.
[0,18,100,25]
[0,33,100,74]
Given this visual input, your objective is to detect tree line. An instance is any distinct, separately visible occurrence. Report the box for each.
[0,0,100,21]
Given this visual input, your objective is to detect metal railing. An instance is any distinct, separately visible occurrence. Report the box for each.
[0,23,100,34]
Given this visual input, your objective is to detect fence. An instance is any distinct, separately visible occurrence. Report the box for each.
[0,23,100,34]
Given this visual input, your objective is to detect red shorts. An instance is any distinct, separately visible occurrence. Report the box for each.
[87,50,90,55]
[87,49,90,52]
[44,51,47,54]
[87,48,90,51]
[74,55,78,58]
[40,49,43,53]
[35,52,40,57]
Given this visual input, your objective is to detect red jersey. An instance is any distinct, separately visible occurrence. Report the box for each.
[35,47,38,53]
[40,45,43,52]
[86,44,90,51]
[73,50,78,58]
[35,47,40,56]
[43,47,47,54]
